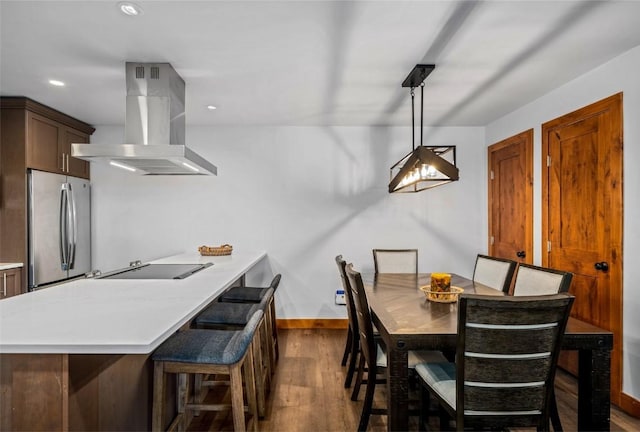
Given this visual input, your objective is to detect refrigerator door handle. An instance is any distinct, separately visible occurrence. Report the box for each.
[68,183,77,269]
[60,184,70,271]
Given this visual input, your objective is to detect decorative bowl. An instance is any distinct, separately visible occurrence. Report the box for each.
[420,285,464,303]
[198,244,233,256]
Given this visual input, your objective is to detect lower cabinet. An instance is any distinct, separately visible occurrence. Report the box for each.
[0,268,22,299]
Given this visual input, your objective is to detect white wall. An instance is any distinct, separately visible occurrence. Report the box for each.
[486,45,640,399]
[90,125,485,320]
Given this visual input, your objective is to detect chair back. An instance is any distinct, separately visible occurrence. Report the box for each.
[335,255,359,340]
[472,254,517,293]
[345,263,378,370]
[270,274,282,290]
[512,264,572,296]
[456,293,574,430]
[372,249,418,274]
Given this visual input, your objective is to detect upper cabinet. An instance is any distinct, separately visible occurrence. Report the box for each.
[26,109,91,179]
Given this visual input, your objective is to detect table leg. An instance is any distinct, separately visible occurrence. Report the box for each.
[386,344,408,432]
[577,348,611,431]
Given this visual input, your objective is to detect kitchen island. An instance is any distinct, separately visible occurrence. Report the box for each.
[0,250,267,431]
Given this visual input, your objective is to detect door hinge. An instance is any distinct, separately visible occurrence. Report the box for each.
[490,170,494,180]
[547,155,551,167]
[547,241,552,252]
[490,236,494,245]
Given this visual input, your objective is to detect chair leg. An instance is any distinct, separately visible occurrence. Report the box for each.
[550,388,563,432]
[230,364,247,432]
[351,353,365,401]
[263,297,277,374]
[270,298,279,362]
[260,318,272,391]
[358,365,377,432]
[344,333,359,388]
[152,361,166,432]
[438,404,450,431]
[176,373,188,432]
[341,324,353,366]
[418,383,430,432]
[242,345,258,432]
[252,328,267,418]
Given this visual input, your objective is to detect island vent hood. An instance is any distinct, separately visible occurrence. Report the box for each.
[71,62,217,175]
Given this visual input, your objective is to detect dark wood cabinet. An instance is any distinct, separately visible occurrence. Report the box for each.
[0,97,94,294]
[63,127,91,178]
[0,267,22,300]
[26,111,91,179]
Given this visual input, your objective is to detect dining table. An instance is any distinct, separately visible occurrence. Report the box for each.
[362,272,613,432]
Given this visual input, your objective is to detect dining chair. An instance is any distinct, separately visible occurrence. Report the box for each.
[416,293,574,432]
[336,255,360,388]
[372,249,418,274]
[345,263,447,431]
[512,263,573,296]
[510,262,573,431]
[472,254,517,293]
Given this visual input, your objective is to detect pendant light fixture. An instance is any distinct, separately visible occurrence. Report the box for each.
[389,64,459,193]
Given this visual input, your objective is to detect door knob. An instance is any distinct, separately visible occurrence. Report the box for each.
[594,262,609,272]
[516,251,526,259]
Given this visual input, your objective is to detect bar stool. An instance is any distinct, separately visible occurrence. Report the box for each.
[193,289,274,417]
[219,274,281,369]
[152,310,263,432]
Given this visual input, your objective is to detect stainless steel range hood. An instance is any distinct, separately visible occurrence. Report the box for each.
[71,62,217,175]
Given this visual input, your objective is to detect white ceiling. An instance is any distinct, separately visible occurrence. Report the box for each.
[2,1,640,128]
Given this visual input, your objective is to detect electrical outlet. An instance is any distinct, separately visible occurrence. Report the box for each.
[335,290,346,305]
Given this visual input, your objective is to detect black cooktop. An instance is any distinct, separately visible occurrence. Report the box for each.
[99,263,213,280]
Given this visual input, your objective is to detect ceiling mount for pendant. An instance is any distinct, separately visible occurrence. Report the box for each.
[389,64,459,193]
[402,64,435,88]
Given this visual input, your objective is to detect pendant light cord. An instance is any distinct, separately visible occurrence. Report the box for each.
[411,87,415,151]
[420,83,424,147]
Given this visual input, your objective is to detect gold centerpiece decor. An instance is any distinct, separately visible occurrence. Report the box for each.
[430,273,451,292]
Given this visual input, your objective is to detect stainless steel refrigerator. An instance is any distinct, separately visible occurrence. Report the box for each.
[27,169,91,290]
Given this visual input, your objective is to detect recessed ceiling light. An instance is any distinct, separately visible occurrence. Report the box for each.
[118,2,143,16]
[49,79,65,87]
[207,105,217,110]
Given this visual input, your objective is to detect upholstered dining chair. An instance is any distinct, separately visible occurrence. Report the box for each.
[345,263,447,431]
[372,249,418,274]
[472,254,517,293]
[416,293,574,432]
[510,263,573,431]
[512,263,573,296]
[336,255,360,388]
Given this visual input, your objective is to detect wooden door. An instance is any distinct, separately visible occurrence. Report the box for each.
[488,129,533,264]
[542,93,624,407]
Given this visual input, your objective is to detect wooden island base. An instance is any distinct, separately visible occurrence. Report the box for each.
[1,353,156,431]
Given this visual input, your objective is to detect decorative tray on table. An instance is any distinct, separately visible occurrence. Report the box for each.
[198,244,233,256]
[420,286,464,303]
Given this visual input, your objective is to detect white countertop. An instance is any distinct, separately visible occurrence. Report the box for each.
[0,250,266,354]
[0,263,23,271]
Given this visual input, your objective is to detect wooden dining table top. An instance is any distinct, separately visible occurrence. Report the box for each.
[361,272,612,341]
[361,272,500,336]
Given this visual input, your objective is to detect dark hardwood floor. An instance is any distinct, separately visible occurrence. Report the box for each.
[188,328,640,431]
